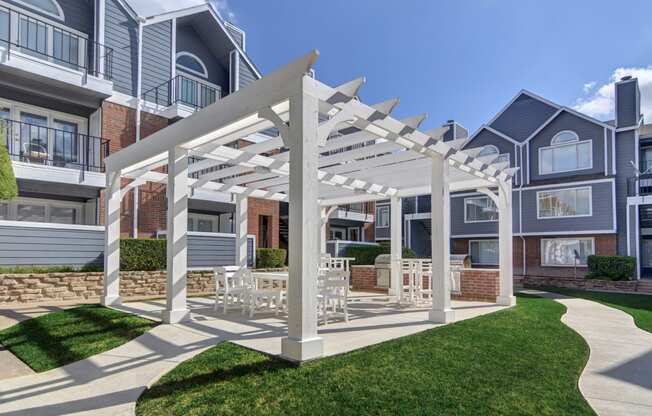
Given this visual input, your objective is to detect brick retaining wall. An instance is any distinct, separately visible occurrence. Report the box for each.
[350,266,379,291]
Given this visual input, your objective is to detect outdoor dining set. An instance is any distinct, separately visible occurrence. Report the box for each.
[213,255,445,325]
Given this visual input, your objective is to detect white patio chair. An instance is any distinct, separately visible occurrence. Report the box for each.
[214,266,248,314]
[399,259,416,305]
[418,260,433,305]
[241,271,286,318]
[317,268,350,325]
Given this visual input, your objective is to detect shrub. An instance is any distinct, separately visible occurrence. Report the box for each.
[586,255,636,281]
[120,238,167,271]
[256,248,287,269]
[0,264,103,274]
[345,245,418,265]
[0,127,17,201]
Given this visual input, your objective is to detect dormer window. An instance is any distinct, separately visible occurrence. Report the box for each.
[14,0,64,19]
[539,130,592,174]
[176,52,208,78]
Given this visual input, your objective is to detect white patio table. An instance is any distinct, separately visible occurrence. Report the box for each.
[251,272,288,290]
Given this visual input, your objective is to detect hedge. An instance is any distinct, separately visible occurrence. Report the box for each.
[256,248,287,269]
[0,127,18,201]
[586,255,636,281]
[345,245,416,266]
[120,238,167,271]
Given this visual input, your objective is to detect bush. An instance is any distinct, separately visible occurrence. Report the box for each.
[0,128,18,201]
[345,245,417,265]
[256,248,287,269]
[0,264,103,274]
[586,255,636,281]
[120,238,167,271]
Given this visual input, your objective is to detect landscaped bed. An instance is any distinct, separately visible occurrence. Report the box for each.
[0,305,157,372]
[544,287,652,333]
[136,295,594,416]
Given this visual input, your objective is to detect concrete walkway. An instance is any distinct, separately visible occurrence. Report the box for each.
[0,295,507,416]
[526,290,652,416]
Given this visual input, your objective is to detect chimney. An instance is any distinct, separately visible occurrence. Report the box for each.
[441,120,468,142]
[615,76,640,128]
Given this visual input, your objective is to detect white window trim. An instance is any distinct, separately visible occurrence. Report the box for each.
[2,196,84,224]
[376,205,390,228]
[469,239,499,266]
[536,186,593,220]
[329,226,346,240]
[347,227,361,241]
[538,138,593,175]
[550,130,579,145]
[6,0,65,21]
[540,237,595,267]
[464,196,498,223]
[176,51,208,78]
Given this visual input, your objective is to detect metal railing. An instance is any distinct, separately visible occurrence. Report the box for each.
[627,176,652,197]
[1,119,110,173]
[0,6,114,80]
[143,75,221,111]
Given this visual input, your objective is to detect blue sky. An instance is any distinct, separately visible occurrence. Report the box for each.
[213,0,652,133]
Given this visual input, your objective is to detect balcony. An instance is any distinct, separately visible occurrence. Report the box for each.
[627,176,652,197]
[2,119,109,187]
[0,6,113,100]
[142,75,222,119]
[334,203,375,223]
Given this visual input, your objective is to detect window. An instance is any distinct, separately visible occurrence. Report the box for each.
[537,187,591,219]
[478,145,510,165]
[17,203,46,222]
[376,205,389,228]
[1,197,84,224]
[347,227,360,241]
[49,206,77,224]
[188,213,219,233]
[539,131,592,174]
[469,240,499,265]
[541,238,594,266]
[176,52,208,78]
[13,0,64,19]
[0,9,9,42]
[464,196,498,223]
[330,227,346,240]
[0,203,8,220]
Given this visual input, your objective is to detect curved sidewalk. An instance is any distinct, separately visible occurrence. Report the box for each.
[528,290,652,416]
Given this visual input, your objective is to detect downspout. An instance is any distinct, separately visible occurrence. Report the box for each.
[133,18,145,238]
[518,143,526,277]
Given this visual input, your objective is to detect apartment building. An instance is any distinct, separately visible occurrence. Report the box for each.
[0,0,276,267]
[378,77,649,279]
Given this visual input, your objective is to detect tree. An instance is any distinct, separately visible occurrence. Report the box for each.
[0,127,17,200]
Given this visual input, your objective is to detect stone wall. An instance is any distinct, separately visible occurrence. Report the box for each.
[522,275,652,294]
[452,269,500,303]
[0,271,215,304]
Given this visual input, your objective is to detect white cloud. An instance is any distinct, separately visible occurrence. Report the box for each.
[574,66,652,122]
[583,81,596,94]
[210,0,236,21]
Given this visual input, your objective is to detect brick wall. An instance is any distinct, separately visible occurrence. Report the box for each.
[248,197,280,248]
[0,271,215,304]
[452,269,500,302]
[350,266,378,291]
[100,102,169,237]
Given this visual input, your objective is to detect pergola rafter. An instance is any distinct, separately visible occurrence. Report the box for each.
[101,50,517,363]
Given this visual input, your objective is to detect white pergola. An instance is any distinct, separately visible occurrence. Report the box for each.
[100,51,517,362]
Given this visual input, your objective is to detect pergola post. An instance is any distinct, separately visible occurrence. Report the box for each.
[162,146,190,324]
[320,207,327,255]
[429,155,455,323]
[101,170,121,306]
[389,196,402,297]
[235,195,248,268]
[497,181,516,306]
[281,78,323,362]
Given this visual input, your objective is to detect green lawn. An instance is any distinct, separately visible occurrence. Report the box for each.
[136,295,594,416]
[0,305,157,372]
[543,287,652,333]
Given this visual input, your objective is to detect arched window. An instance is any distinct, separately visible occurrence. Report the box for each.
[14,0,64,19]
[540,130,592,174]
[551,130,579,145]
[176,52,208,78]
[478,145,509,164]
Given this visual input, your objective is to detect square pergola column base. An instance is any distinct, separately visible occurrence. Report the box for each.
[101,295,122,307]
[162,309,190,324]
[429,309,455,324]
[281,336,324,363]
[497,296,517,307]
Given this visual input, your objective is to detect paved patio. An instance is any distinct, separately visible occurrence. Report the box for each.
[0,294,507,416]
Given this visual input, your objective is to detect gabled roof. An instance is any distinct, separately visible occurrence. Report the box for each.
[122,0,208,20]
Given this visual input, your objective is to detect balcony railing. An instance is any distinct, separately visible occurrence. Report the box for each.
[1,119,109,173]
[143,75,221,112]
[0,6,113,80]
[628,177,652,197]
